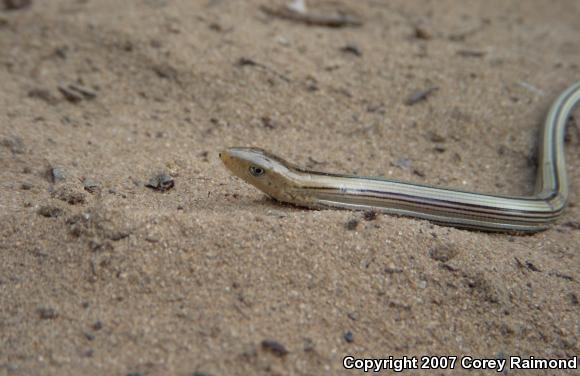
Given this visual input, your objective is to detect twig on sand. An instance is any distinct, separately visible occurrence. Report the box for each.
[259,5,362,28]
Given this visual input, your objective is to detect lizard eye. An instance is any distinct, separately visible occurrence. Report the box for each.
[249,165,265,177]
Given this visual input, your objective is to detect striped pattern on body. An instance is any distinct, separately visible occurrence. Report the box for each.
[220,82,580,233]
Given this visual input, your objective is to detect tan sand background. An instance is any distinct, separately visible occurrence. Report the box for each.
[0,0,579,375]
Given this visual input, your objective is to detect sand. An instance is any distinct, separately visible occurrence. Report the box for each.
[0,0,579,375]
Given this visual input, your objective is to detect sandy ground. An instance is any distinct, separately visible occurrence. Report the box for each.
[1,0,579,375]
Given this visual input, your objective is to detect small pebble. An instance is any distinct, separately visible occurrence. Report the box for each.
[413,169,425,177]
[405,87,439,106]
[152,64,178,81]
[37,307,58,319]
[414,26,432,40]
[37,205,63,218]
[429,132,446,143]
[47,166,66,183]
[261,339,288,357]
[344,330,354,343]
[340,44,362,57]
[145,172,174,192]
[83,177,100,193]
[236,57,257,67]
[261,116,276,129]
[345,219,359,230]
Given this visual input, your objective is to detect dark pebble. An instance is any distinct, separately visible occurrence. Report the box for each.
[345,219,359,230]
[261,116,276,129]
[413,169,425,177]
[428,132,446,143]
[47,166,66,183]
[20,182,33,190]
[340,44,362,57]
[152,64,178,81]
[37,307,58,319]
[305,79,319,92]
[261,339,288,357]
[414,26,432,40]
[83,177,100,193]
[363,211,377,221]
[343,330,354,343]
[38,205,63,218]
[92,320,103,330]
[236,57,257,67]
[84,332,95,341]
[53,46,68,59]
[208,22,223,32]
[146,173,174,192]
